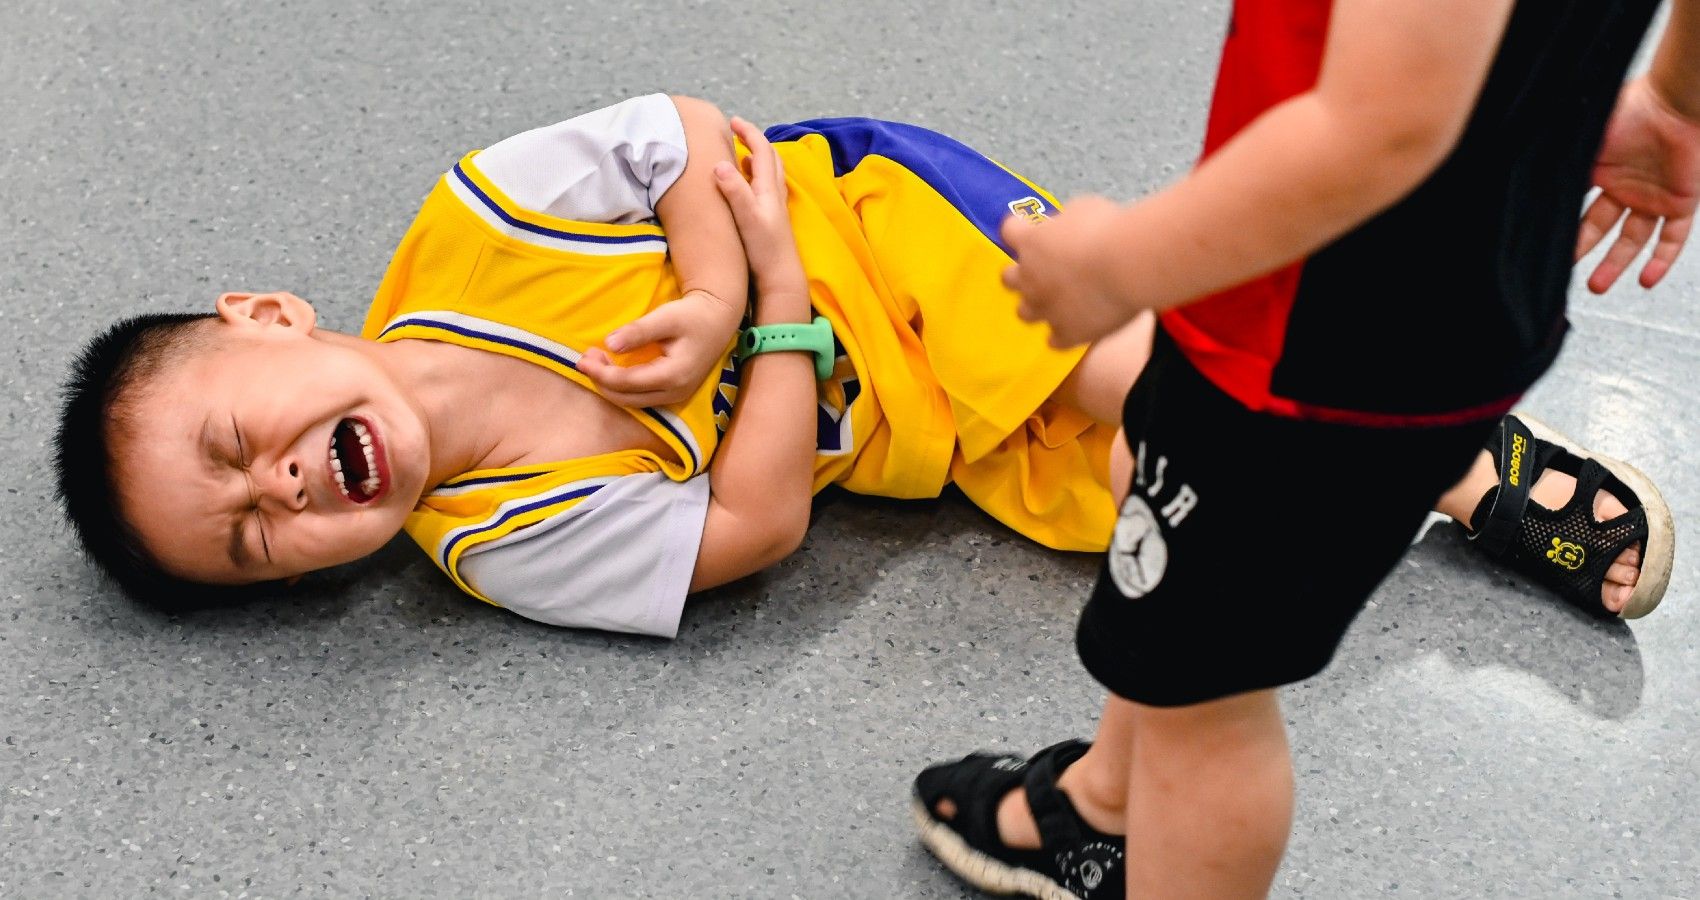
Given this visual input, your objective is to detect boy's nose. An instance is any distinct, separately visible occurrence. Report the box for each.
[258,458,310,512]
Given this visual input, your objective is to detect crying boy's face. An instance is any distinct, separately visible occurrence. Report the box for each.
[112,292,432,586]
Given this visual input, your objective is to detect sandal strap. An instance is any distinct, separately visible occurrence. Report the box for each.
[1509,458,1650,617]
[1468,415,1538,555]
[1023,740,1095,850]
[936,753,1034,851]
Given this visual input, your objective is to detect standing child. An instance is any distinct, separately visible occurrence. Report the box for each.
[913,0,1699,897]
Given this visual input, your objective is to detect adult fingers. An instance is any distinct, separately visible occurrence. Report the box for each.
[1587,209,1658,293]
[1639,214,1692,288]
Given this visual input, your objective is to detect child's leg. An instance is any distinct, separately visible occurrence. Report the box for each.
[1054,316,1648,613]
[1122,690,1292,899]
[980,689,1294,897]
[1432,442,1649,614]
[1055,311,1157,425]
[918,332,1492,898]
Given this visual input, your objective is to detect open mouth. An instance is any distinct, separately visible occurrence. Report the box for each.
[328,417,385,503]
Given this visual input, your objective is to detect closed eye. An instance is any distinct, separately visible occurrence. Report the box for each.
[234,418,273,564]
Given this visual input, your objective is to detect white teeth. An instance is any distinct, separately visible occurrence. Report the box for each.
[361,442,379,496]
[327,419,382,500]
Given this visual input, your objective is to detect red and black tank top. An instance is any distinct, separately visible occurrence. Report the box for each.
[1161,0,1661,426]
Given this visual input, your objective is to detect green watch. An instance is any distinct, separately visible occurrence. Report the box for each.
[735,316,836,380]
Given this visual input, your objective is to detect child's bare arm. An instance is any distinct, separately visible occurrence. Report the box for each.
[1652,0,1700,122]
[1577,0,1700,291]
[579,96,749,406]
[659,97,750,313]
[1006,0,1517,347]
[689,120,818,591]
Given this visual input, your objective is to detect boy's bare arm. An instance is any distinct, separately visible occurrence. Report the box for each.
[579,96,749,407]
[656,96,749,320]
[690,120,818,592]
[1652,0,1700,122]
[1577,0,1700,291]
[1007,0,1517,346]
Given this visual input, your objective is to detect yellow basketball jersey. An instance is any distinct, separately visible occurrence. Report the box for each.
[363,116,1116,604]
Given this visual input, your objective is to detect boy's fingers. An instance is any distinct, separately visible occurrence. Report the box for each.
[1001,214,1034,256]
[1590,210,1657,293]
[1002,263,1023,292]
[729,115,765,151]
[576,348,623,392]
[1641,215,1692,288]
[714,161,756,214]
[586,358,689,402]
[1576,193,1625,261]
[738,123,776,191]
[603,306,680,353]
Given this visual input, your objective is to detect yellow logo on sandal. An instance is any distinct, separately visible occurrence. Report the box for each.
[1508,433,1528,487]
[1547,537,1585,571]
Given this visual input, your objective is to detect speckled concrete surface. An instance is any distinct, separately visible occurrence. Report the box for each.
[3,2,1696,898]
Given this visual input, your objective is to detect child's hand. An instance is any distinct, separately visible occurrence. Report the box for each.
[713,117,808,297]
[579,289,741,408]
[1002,196,1135,348]
[1577,76,1700,292]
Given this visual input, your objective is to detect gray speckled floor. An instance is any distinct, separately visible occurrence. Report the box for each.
[3,2,1696,898]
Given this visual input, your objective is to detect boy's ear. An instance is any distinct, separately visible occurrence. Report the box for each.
[215,291,318,335]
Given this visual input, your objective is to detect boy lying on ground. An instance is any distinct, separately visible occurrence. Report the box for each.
[55,96,1672,637]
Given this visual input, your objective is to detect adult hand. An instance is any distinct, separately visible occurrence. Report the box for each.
[578,288,741,408]
[1577,76,1700,292]
[1002,195,1137,348]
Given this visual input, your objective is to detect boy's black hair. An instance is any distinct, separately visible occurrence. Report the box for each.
[55,313,258,612]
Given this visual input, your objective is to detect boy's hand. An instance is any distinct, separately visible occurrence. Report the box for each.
[1577,76,1700,292]
[582,116,802,409]
[713,117,807,297]
[578,289,741,408]
[1002,196,1136,348]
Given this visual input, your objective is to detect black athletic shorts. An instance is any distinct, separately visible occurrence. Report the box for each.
[1076,329,1502,707]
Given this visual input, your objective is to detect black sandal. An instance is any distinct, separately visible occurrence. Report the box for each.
[912,740,1125,900]
[1464,413,1674,619]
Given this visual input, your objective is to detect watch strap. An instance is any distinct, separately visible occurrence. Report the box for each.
[735,316,836,380]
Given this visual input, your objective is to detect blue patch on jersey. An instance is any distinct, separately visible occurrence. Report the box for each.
[711,352,742,439]
[764,118,1051,258]
[815,336,860,454]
